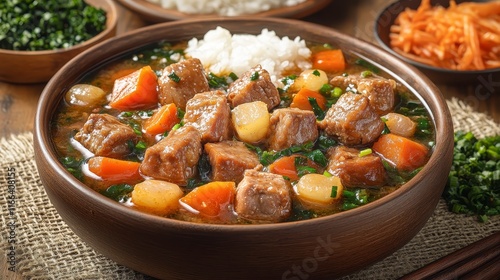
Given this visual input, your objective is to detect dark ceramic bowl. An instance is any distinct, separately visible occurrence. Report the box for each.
[34,17,454,279]
[374,0,500,84]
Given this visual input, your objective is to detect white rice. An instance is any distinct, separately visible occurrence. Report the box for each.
[147,0,307,16]
[185,27,312,84]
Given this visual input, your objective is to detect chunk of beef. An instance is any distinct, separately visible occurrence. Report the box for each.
[183,90,232,143]
[319,93,384,146]
[330,73,396,115]
[267,108,318,151]
[158,58,210,110]
[235,169,291,223]
[140,126,202,185]
[227,65,280,110]
[329,75,358,92]
[204,141,260,183]
[74,113,137,158]
[327,146,386,187]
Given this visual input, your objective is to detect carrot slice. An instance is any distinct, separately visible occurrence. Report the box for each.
[109,65,159,110]
[87,156,142,184]
[143,103,179,135]
[180,181,236,218]
[110,68,139,82]
[269,155,299,181]
[290,88,327,111]
[312,49,346,72]
[372,133,429,171]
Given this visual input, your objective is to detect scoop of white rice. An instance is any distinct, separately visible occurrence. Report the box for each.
[185,27,311,84]
[147,0,307,16]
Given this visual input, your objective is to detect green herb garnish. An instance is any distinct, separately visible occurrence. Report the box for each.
[101,184,133,203]
[60,156,83,181]
[330,186,338,198]
[250,71,260,81]
[168,72,181,83]
[342,189,369,210]
[443,131,500,222]
[0,0,107,51]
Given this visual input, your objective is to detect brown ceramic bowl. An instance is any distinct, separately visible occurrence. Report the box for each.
[34,17,454,279]
[116,0,333,22]
[374,0,500,84]
[0,0,117,84]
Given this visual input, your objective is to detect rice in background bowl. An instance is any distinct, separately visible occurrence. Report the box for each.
[185,26,311,84]
[147,0,307,16]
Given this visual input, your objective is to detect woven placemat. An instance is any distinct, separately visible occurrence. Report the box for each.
[1,97,499,280]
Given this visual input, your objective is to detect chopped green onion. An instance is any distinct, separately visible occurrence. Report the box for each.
[171,123,182,131]
[135,141,147,150]
[312,70,321,76]
[250,71,260,81]
[330,186,338,198]
[359,148,372,157]
[229,72,238,81]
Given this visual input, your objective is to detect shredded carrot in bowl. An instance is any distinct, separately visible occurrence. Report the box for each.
[389,0,500,71]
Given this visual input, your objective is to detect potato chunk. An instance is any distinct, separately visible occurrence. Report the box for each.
[132,180,183,215]
[294,174,343,208]
[65,84,106,108]
[231,101,270,143]
[291,69,328,92]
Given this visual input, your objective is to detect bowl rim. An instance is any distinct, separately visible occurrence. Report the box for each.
[35,16,453,232]
[373,0,500,75]
[115,0,333,22]
[0,0,118,56]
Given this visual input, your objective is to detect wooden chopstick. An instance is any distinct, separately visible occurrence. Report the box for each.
[399,231,500,280]
[460,253,500,280]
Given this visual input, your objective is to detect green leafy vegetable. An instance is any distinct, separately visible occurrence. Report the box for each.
[317,133,337,151]
[101,184,133,203]
[342,189,369,210]
[246,141,327,167]
[1,0,107,51]
[60,156,83,181]
[207,72,228,88]
[443,131,500,222]
[308,97,326,120]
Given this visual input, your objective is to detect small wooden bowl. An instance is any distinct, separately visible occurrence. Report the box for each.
[0,0,117,84]
[34,17,454,279]
[374,0,500,84]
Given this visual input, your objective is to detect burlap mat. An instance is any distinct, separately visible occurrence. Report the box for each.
[1,97,499,280]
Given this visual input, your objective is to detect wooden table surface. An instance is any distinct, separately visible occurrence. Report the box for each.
[1,0,499,279]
